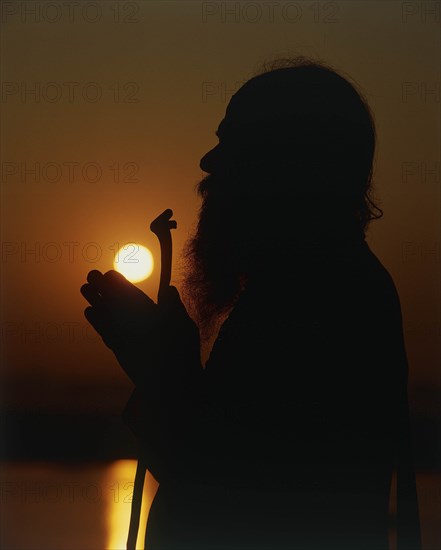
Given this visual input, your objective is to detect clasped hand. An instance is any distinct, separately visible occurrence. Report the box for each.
[80,270,201,387]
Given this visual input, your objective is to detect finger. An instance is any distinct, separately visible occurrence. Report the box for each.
[100,270,132,297]
[87,270,104,285]
[87,270,133,302]
[104,269,128,282]
[84,306,114,346]
[101,270,156,308]
[84,305,106,331]
[158,285,192,324]
[159,285,181,312]
[80,283,102,307]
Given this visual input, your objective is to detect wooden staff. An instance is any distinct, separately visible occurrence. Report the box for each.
[127,209,176,550]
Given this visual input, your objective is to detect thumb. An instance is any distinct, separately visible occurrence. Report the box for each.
[159,286,200,348]
[158,285,188,317]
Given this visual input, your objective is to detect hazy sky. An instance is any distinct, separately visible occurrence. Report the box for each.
[1,1,439,423]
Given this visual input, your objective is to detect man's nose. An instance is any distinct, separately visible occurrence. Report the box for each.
[199,145,223,173]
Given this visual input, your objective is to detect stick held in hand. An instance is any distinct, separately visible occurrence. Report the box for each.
[126,208,177,550]
[150,208,177,303]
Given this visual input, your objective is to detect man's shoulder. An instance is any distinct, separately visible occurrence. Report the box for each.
[212,240,404,353]
[356,242,403,315]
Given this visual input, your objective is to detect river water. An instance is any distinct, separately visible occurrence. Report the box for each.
[0,461,439,549]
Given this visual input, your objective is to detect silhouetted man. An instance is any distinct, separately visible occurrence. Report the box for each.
[81,58,420,550]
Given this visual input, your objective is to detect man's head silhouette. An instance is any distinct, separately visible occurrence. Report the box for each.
[183,57,382,337]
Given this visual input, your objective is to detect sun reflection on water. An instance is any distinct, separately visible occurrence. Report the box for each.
[105,460,159,550]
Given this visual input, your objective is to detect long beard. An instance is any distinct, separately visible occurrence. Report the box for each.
[181,174,246,341]
[181,170,364,341]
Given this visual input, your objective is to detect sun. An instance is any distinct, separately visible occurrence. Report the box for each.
[113,243,154,283]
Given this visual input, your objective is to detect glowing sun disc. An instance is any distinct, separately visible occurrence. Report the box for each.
[113,243,154,283]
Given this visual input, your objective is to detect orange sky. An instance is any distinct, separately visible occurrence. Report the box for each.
[1,1,439,426]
